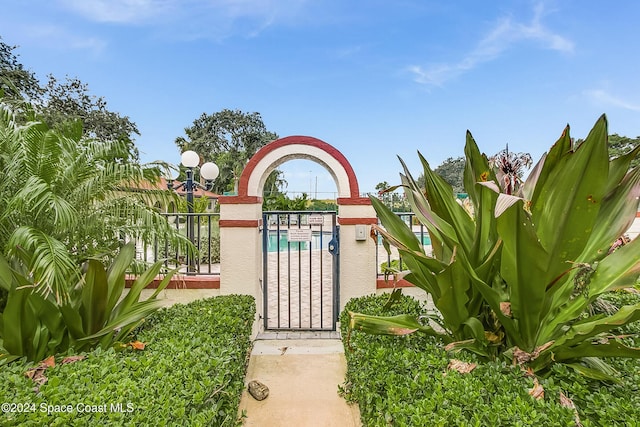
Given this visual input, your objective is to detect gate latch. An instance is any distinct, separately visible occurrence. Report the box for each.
[328,238,339,256]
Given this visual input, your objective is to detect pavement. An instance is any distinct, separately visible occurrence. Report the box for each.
[238,335,362,427]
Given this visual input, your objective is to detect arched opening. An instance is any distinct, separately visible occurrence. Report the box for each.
[218,136,377,335]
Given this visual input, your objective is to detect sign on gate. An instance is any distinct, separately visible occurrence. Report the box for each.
[308,214,324,225]
[288,228,313,242]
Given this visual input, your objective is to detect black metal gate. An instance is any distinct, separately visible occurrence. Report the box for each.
[262,211,339,331]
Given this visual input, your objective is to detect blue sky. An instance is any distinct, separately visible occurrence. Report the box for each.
[2,0,639,197]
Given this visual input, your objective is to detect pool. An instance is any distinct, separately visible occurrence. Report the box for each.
[266,230,333,252]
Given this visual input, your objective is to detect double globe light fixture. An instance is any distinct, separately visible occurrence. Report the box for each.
[167,150,219,273]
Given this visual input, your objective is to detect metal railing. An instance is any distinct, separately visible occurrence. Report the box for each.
[133,212,220,275]
[132,210,427,279]
[375,212,431,277]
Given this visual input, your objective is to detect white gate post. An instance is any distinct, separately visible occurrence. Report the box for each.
[337,199,378,313]
[218,197,263,335]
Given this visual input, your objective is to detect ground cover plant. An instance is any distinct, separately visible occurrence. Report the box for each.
[0,243,177,363]
[0,295,255,426]
[341,293,640,426]
[351,115,640,380]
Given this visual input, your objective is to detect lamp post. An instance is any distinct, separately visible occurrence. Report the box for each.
[168,150,219,273]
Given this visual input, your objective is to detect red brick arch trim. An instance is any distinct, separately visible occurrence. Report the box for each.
[237,136,362,200]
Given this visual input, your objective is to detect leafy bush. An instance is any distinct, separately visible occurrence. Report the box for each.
[342,294,640,426]
[352,116,640,379]
[0,295,255,426]
[0,100,188,303]
[0,244,176,363]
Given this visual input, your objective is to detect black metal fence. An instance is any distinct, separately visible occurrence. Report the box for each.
[133,210,427,279]
[133,212,220,275]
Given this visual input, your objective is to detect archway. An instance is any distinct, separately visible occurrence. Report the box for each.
[218,136,378,335]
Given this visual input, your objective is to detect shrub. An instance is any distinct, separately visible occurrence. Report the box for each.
[0,295,255,426]
[0,243,176,363]
[342,294,640,426]
[351,116,640,379]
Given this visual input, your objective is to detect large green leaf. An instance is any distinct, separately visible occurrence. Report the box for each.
[580,166,640,261]
[80,259,109,335]
[414,153,475,254]
[552,303,640,349]
[80,299,165,342]
[433,258,472,335]
[370,196,423,253]
[463,130,495,208]
[605,143,640,194]
[59,303,85,340]
[529,124,573,206]
[496,195,549,350]
[0,253,13,292]
[1,287,36,357]
[105,243,135,316]
[554,340,640,361]
[112,259,165,318]
[588,236,640,296]
[532,115,609,282]
[349,311,448,340]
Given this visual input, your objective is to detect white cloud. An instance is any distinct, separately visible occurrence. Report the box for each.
[58,0,309,39]
[584,88,640,112]
[59,0,169,24]
[409,2,574,87]
[19,24,108,55]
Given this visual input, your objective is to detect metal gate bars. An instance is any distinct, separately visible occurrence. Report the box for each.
[262,211,339,331]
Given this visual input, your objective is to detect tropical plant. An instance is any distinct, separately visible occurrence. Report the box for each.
[350,115,640,378]
[488,144,532,195]
[0,243,177,363]
[0,100,190,303]
[175,109,279,194]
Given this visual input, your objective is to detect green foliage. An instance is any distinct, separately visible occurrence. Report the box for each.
[0,37,42,102]
[176,109,279,194]
[576,133,640,171]
[417,157,466,194]
[307,198,337,211]
[0,295,255,426]
[0,244,177,362]
[263,192,309,211]
[0,100,188,302]
[353,115,640,377]
[608,134,640,169]
[1,39,139,160]
[342,294,640,426]
[374,181,411,212]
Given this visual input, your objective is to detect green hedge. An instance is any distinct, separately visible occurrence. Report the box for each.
[0,295,255,426]
[340,293,640,427]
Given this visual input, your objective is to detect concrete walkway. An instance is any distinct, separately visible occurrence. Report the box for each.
[238,337,362,427]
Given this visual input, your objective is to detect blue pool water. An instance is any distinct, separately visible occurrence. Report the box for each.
[266,230,333,252]
[266,230,430,252]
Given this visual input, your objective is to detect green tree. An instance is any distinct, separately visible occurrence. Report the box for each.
[607,134,640,169]
[175,109,280,194]
[0,101,186,303]
[575,134,640,170]
[263,193,309,211]
[417,157,466,194]
[1,38,139,161]
[0,37,41,101]
[39,75,140,162]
